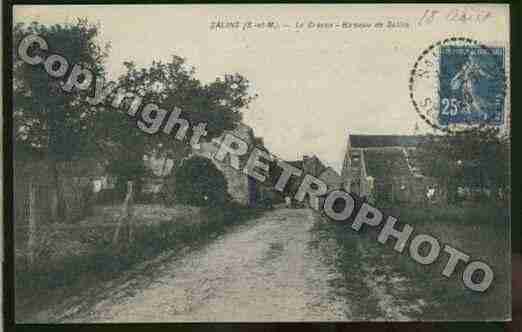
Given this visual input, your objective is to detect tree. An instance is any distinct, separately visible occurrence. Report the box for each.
[99,58,257,202]
[13,19,109,159]
[104,58,257,160]
[173,157,229,207]
[415,127,510,203]
[13,19,110,221]
[13,19,258,218]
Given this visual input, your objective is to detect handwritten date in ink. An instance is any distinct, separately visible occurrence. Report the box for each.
[418,8,492,26]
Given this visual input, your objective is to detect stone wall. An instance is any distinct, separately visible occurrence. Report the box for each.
[193,123,254,206]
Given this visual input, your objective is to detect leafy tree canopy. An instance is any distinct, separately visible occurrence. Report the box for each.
[94,58,258,164]
[13,19,110,161]
[415,126,509,201]
[14,19,258,165]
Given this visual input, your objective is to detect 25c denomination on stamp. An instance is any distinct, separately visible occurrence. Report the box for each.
[409,37,507,132]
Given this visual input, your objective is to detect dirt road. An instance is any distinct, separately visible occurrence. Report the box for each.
[40,208,350,322]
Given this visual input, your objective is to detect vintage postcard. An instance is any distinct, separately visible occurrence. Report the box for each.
[11,4,511,322]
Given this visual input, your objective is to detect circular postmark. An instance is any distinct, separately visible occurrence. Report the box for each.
[409,37,507,133]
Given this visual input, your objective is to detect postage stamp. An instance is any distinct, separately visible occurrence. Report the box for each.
[409,37,507,132]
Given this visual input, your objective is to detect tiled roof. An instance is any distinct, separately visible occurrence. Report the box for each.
[286,160,303,169]
[350,135,422,148]
[364,148,412,180]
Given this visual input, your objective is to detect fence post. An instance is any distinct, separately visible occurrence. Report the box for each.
[391,182,395,204]
[112,181,135,245]
[27,181,37,265]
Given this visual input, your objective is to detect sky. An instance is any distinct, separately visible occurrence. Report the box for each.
[14,4,510,172]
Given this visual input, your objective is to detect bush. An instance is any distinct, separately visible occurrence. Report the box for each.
[106,158,149,197]
[96,188,123,205]
[173,156,230,207]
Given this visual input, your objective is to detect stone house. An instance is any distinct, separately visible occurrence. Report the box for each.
[193,123,256,206]
[342,133,434,204]
[285,155,331,209]
[141,154,174,197]
[286,155,328,191]
[125,123,258,206]
[318,166,343,192]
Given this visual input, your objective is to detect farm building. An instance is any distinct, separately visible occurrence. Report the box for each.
[286,155,328,193]
[341,134,436,204]
[318,166,343,192]
[285,155,342,209]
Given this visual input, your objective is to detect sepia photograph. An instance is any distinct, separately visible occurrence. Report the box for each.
[9,4,512,324]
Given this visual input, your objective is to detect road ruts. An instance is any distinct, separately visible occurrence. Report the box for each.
[54,208,351,322]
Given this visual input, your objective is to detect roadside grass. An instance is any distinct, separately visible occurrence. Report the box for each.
[310,201,510,321]
[15,202,264,321]
[381,201,511,321]
[309,218,382,320]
